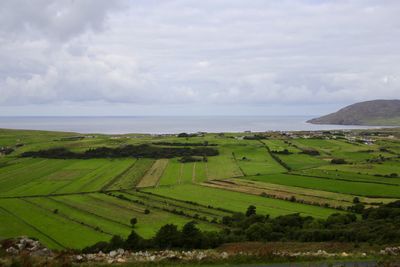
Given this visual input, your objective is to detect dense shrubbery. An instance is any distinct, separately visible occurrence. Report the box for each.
[0,147,14,155]
[300,148,320,156]
[331,158,347,164]
[178,156,207,163]
[20,144,219,159]
[243,134,267,140]
[83,201,400,253]
[177,133,202,138]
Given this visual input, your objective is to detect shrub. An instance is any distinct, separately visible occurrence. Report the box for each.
[300,148,320,156]
[245,205,256,217]
[331,158,347,164]
[130,217,137,227]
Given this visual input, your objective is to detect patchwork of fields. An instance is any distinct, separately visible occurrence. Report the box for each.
[0,128,399,249]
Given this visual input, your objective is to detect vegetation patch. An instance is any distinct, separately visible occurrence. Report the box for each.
[21,144,219,159]
[136,159,169,188]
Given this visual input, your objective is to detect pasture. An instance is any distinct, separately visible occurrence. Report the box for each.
[0,128,399,249]
[144,184,340,219]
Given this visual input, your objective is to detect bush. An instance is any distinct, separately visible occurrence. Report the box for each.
[300,148,320,156]
[21,144,219,159]
[245,205,256,217]
[82,200,400,252]
[331,158,347,164]
[130,217,137,227]
[153,224,182,248]
[178,156,203,163]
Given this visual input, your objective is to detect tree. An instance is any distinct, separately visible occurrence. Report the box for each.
[178,133,189,138]
[181,221,202,249]
[144,209,150,214]
[153,224,181,248]
[246,205,256,217]
[109,235,125,250]
[348,203,365,214]
[245,222,273,241]
[353,197,360,204]
[130,217,137,227]
[125,230,143,250]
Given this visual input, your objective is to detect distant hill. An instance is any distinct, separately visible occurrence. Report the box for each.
[307,100,400,126]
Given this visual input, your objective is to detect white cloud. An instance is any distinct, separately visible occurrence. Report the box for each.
[0,0,400,115]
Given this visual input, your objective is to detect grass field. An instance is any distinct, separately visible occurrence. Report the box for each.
[294,168,400,185]
[136,159,169,188]
[245,173,400,198]
[232,141,286,175]
[144,184,340,218]
[1,128,400,249]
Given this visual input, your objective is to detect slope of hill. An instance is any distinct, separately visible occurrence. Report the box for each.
[308,100,400,126]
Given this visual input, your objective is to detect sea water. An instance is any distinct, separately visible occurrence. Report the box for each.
[0,116,381,134]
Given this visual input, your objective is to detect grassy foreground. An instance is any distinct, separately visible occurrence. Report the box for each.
[0,128,400,250]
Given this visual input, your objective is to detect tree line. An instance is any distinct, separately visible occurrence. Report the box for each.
[20,144,219,159]
[83,200,400,253]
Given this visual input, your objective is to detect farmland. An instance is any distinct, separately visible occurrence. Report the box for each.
[0,128,400,249]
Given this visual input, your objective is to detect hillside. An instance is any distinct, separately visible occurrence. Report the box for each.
[307,100,400,126]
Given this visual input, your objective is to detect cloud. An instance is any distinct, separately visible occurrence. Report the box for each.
[0,0,400,114]
[0,0,123,41]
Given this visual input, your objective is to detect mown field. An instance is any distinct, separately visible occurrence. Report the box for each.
[0,128,399,249]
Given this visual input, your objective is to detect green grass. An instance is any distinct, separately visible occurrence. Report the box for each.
[28,197,131,237]
[232,141,286,175]
[0,198,110,249]
[318,159,400,176]
[53,193,218,238]
[206,146,243,179]
[107,158,155,190]
[294,168,400,185]
[118,191,229,222]
[145,184,340,219]
[159,158,181,186]
[245,173,400,198]
[275,153,328,170]
[0,158,136,196]
[0,205,63,249]
[160,159,208,186]
[1,128,400,249]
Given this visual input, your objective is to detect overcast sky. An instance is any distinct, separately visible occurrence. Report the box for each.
[0,0,399,116]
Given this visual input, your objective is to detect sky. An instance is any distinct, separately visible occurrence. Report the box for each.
[0,0,399,116]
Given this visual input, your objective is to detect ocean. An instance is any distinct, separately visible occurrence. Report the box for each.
[0,116,380,134]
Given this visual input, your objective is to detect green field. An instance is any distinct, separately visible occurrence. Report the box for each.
[1,128,400,249]
[245,173,400,197]
[144,184,341,219]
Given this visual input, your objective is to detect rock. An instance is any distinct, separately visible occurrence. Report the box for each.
[109,250,118,257]
[107,259,114,264]
[75,255,84,261]
[33,248,53,257]
[6,247,18,255]
[117,248,125,255]
[17,243,26,250]
[116,257,126,263]
[220,252,229,259]
[341,252,349,257]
